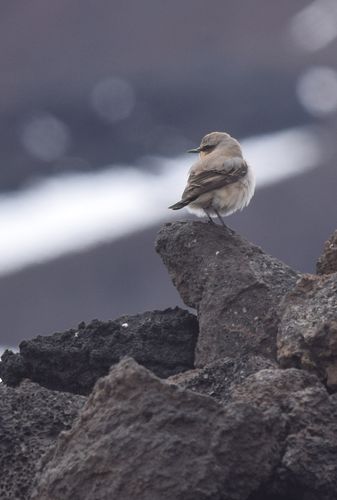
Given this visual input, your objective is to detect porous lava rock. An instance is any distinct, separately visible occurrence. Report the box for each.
[31,358,285,500]
[231,368,337,500]
[0,307,198,395]
[317,229,337,275]
[6,221,337,500]
[0,380,85,500]
[277,274,337,391]
[156,221,298,366]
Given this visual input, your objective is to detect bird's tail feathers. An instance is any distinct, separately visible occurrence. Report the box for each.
[168,199,189,210]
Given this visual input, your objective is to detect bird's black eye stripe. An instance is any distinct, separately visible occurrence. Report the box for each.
[201,144,215,151]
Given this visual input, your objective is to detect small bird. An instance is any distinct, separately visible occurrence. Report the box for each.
[169,132,255,225]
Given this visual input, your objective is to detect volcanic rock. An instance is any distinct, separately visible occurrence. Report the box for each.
[277,274,337,391]
[31,358,285,500]
[0,380,85,500]
[317,229,337,275]
[0,307,198,395]
[156,221,298,366]
[232,368,337,499]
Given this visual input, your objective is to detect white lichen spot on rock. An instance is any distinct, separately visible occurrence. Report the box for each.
[121,323,129,328]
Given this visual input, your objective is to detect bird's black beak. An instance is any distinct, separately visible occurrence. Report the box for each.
[187,147,201,153]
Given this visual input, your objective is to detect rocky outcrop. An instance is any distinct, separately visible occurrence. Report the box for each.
[31,360,337,500]
[277,274,337,391]
[317,229,337,275]
[3,220,337,500]
[0,380,85,500]
[31,358,285,500]
[156,221,298,366]
[0,307,198,394]
[231,368,337,499]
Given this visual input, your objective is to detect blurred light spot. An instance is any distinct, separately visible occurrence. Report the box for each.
[289,0,337,52]
[91,77,135,123]
[296,67,337,116]
[21,113,70,162]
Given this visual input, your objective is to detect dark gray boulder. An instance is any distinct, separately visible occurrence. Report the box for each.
[156,221,298,366]
[31,358,285,500]
[277,274,337,391]
[0,307,198,395]
[231,368,337,500]
[317,229,337,275]
[0,380,85,500]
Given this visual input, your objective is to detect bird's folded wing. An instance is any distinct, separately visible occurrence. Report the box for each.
[181,158,248,203]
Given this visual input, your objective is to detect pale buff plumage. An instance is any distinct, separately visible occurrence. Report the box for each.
[169,131,255,225]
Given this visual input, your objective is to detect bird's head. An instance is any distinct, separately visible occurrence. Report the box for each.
[188,132,240,158]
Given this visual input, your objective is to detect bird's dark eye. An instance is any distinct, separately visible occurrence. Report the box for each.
[201,144,215,152]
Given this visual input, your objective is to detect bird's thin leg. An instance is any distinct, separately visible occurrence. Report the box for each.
[214,208,226,227]
[204,209,215,224]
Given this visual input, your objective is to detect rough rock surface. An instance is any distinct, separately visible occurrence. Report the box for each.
[317,229,337,275]
[277,274,337,391]
[168,354,276,404]
[231,368,337,500]
[0,380,85,500]
[32,358,285,500]
[0,307,198,395]
[156,221,299,366]
[5,222,337,500]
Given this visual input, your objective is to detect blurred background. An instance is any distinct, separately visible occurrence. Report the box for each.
[1,0,337,349]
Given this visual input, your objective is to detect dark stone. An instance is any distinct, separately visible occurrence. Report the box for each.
[277,274,337,391]
[317,229,337,275]
[168,354,276,404]
[32,358,285,500]
[0,307,198,395]
[0,379,85,500]
[0,349,26,386]
[156,221,298,366]
[232,368,337,500]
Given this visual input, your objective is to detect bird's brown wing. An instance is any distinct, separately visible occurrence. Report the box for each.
[181,159,248,204]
